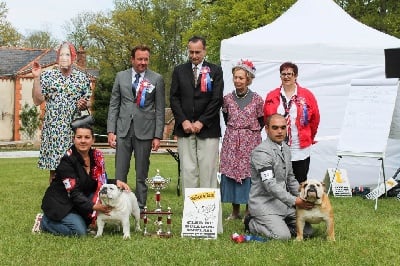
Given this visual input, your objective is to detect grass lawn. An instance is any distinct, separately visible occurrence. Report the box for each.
[0,154,399,265]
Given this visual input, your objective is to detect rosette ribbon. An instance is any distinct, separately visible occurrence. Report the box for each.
[200,66,212,92]
[136,79,152,108]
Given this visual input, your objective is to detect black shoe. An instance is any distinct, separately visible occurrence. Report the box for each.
[243,214,253,233]
[288,225,297,237]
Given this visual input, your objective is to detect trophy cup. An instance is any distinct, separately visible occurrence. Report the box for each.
[143,169,173,237]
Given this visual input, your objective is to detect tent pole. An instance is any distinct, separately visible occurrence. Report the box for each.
[328,156,342,195]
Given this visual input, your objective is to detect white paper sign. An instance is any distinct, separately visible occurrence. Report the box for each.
[181,188,220,239]
[337,79,399,157]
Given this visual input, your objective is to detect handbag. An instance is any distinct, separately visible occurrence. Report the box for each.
[71,108,95,129]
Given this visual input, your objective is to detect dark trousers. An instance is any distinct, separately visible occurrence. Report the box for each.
[115,123,152,209]
[292,156,310,184]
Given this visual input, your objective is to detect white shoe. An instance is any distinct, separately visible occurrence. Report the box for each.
[32,213,43,233]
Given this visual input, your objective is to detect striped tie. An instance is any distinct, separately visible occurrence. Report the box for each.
[132,73,140,99]
[286,113,292,146]
[193,66,198,84]
[281,94,297,146]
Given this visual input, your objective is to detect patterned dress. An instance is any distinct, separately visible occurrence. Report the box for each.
[38,67,91,170]
[220,90,264,203]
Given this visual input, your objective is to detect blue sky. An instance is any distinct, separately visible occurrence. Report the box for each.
[3,0,114,40]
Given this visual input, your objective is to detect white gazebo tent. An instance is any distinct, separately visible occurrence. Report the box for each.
[220,0,400,186]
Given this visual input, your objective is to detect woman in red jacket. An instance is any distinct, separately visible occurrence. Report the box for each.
[264,62,320,183]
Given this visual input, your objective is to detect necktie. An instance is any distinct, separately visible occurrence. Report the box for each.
[193,66,198,84]
[281,93,297,146]
[132,73,140,98]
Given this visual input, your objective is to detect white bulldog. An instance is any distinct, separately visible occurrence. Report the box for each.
[95,184,141,240]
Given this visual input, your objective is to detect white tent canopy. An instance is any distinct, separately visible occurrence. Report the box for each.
[220,0,400,186]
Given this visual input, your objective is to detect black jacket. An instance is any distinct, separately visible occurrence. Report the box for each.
[41,146,115,225]
[170,61,224,138]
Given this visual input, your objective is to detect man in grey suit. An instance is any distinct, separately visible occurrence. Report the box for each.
[107,45,165,211]
[246,114,313,240]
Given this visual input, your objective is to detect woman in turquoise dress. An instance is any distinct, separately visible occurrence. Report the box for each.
[32,41,91,183]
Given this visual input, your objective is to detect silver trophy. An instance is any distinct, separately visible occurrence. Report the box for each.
[146,169,171,191]
[143,169,173,237]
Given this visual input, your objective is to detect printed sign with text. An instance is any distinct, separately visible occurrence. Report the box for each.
[181,188,220,239]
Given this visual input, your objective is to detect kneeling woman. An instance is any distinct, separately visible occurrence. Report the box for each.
[39,124,129,236]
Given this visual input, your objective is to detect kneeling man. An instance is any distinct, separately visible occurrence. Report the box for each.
[246,114,313,240]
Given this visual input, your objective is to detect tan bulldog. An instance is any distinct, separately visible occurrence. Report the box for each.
[296,179,335,241]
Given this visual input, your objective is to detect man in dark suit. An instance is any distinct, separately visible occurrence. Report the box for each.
[170,35,224,192]
[107,45,165,211]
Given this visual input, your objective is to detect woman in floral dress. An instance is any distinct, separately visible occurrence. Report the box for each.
[220,60,264,220]
[32,41,91,183]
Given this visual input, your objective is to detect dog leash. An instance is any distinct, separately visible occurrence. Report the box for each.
[167,148,181,197]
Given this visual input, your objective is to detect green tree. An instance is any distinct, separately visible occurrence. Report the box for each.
[151,0,197,106]
[22,30,58,49]
[183,0,296,64]
[64,12,103,68]
[91,78,111,138]
[335,0,400,38]
[20,103,40,140]
[0,1,22,46]
[64,12,98,49]
[88,0,155,76]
